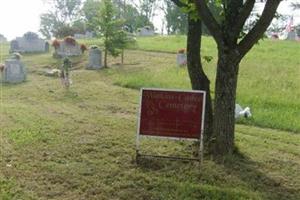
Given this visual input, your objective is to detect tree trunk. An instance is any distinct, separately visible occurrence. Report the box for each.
[186,17,213,146]
[121,49,124,65]
[213,51,239,157]
[104,49,108,68]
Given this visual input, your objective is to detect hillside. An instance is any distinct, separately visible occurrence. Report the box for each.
[0,37,299,199]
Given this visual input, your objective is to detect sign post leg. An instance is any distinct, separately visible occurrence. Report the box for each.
[199,134,204,165]
[136,135,140,164]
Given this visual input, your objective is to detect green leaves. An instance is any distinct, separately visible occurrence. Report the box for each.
[40,0,83,38]
[202,55,213,63]
[179,0,200,21]
[178,0,224,22]
[92,0,136,66]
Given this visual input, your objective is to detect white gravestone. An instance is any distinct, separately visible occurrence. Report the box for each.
[286,30,298,41]
[2,59,26,83]
[137,27,155,36]
[87,47,102,70]
[176,53,187,66]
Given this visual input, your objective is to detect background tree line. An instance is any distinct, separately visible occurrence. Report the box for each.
[40,0,300,39]
[40,0,155,39]
[39,0,223,39]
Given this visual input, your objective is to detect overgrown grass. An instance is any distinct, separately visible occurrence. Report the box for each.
[105,36,300,133]
[0,42,10,60]
[0,39,299,199]
[80,36,300,132]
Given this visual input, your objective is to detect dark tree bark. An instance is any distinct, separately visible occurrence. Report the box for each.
[194,0,282,157]
[186,17,213,145]
[212,50,240,155]
[121,49,124,65]
[104,49,108,68]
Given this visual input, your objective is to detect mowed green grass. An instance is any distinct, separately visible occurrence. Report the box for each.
[0,39,299,199]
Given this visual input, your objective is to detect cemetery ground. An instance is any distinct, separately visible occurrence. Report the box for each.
[0,36,299,199]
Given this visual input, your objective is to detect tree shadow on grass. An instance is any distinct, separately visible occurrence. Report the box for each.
[135,154,196,171]
[222,149,299,200]
[134,146,299,199]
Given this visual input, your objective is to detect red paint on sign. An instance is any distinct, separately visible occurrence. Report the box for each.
[139,89,205,139]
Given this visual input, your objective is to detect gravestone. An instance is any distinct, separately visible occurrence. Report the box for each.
[54,40,82,57]
[0,34,7,43]
[10,40,19,52]
[87,47,102,70]
[2,59,26,83]
[137,26,155,36]
[176,53,187,66]
[45,42,50,52]
[286,30,297,40]
[10,32,48,53]
[74,31,94,39]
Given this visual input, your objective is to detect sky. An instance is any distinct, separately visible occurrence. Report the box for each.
[0,0,48,40]
[255,1,300,20]
[0,0,300,41]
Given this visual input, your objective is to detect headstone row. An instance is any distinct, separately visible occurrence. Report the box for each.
[10,32,49,53]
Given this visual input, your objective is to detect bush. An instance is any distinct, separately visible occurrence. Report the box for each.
[52,39,61,49]
[177,48,186,54]
[80,44,88,53]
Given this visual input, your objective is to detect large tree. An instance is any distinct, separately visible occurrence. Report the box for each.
[194,0,282,157]
[291,2,300,10]
[40,0,83,38]
[163,1,188,34]
[84,0,153,33]
[113,1,154,32]
[82,0,102,31]
[138,0,158,23]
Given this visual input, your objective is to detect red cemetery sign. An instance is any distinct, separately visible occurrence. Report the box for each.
[138,89,206,139]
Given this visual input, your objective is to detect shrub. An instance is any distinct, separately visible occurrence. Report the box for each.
[177,48,186,54]
[52,39,61,49]
[80,44,88,53]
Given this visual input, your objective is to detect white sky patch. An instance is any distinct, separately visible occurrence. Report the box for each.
[0,0,299,40]
[255,0,300,23]
[0,0,48,40]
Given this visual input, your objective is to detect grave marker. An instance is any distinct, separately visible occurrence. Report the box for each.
[87,46,102,70]
[2,59,26,83]
[53,37,83,58]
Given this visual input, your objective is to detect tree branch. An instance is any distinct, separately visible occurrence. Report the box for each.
[194,0,223,47]
[170,0,187,8]
[232,0,256,40]
[238,0,281,59]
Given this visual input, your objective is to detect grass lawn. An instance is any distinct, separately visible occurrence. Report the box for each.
[106,36,300,133]
[81,35,300,132]
[0,38,299,199]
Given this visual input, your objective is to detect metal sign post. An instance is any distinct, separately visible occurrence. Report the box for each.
[136,88,206,163]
